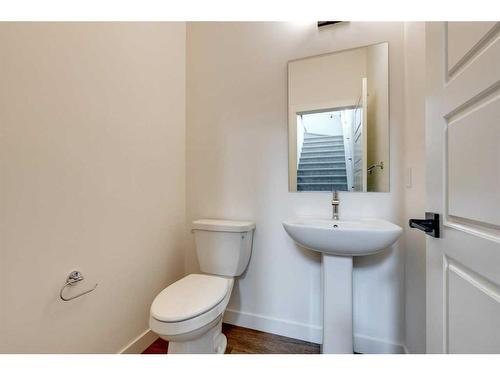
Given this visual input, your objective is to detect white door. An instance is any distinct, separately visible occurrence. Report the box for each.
[353,77,368,191]
[426,22,500,353]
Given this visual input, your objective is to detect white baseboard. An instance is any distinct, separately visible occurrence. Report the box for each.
[118,311,406,354]
[223,308,322,344]
[119,329,159,354]
[224,308,406,354]
[353,333,406,354]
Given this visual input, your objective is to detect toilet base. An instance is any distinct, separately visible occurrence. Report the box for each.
[166,317,227,354]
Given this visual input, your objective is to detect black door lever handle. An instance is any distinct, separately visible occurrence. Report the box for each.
[409,212,440,238]
[409,219,434,232]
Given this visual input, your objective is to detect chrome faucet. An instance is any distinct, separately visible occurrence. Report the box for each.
[332,190,340,220]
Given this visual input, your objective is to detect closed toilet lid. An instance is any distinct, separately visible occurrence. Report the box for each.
[151,274,231,322]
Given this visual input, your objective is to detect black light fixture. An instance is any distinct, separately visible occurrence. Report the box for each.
[317,21,343,28]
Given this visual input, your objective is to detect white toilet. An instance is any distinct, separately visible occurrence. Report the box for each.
[149,219,255,354]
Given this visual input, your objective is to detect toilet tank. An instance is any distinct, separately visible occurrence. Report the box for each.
[192,219,255,277]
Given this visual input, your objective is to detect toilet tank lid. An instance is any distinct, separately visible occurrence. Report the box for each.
[192,219,255,233]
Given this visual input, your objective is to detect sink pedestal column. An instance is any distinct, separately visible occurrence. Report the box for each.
[321,254,353,354]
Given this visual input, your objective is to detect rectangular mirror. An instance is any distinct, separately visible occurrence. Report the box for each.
[288,42,389,192]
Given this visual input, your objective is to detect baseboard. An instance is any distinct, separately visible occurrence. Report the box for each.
[119,311,406,354]
[353,333,406,354]
[224,308,406,354]
[119,329,158,354]
[223,308,322,344]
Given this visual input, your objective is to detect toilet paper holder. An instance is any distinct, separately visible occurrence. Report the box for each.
[59,270,98,302]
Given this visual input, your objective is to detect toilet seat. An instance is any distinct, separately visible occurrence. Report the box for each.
[151,274,231,322]
[150,274,234,337]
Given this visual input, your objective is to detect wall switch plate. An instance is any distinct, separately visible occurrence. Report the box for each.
[406,167,412,188]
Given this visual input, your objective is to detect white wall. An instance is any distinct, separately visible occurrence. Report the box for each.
[0,23,186,353]
[296,115,305,166]
[403,22,427,354]
[301,112,344,136]
[288,47,367,112]
[186,22,407,353]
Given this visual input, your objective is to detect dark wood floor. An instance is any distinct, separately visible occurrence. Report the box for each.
[142,323,320,354]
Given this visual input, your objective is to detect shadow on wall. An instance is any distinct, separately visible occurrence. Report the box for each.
[353,245,403,346]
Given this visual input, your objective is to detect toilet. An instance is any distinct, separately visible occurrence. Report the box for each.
[149,219,255,354]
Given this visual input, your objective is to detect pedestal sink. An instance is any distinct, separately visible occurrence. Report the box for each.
[282,217,402,354]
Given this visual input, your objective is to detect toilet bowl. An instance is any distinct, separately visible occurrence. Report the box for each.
[150,274,234,353]
[149,219,255,354]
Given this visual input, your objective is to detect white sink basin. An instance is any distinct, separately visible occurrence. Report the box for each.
[282,217,402,354]
[282,217,402,256]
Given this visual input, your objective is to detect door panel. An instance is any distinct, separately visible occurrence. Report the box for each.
[447,22,499,76]
[448,262,500,353]
[447,94,500,226]
[361,77,368,192]
[426,22,500,353]
[444,25,500,117]
[353,102,363,191]
[353,78,367,192]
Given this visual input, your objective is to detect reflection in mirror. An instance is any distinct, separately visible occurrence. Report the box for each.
[288,42,389,192]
